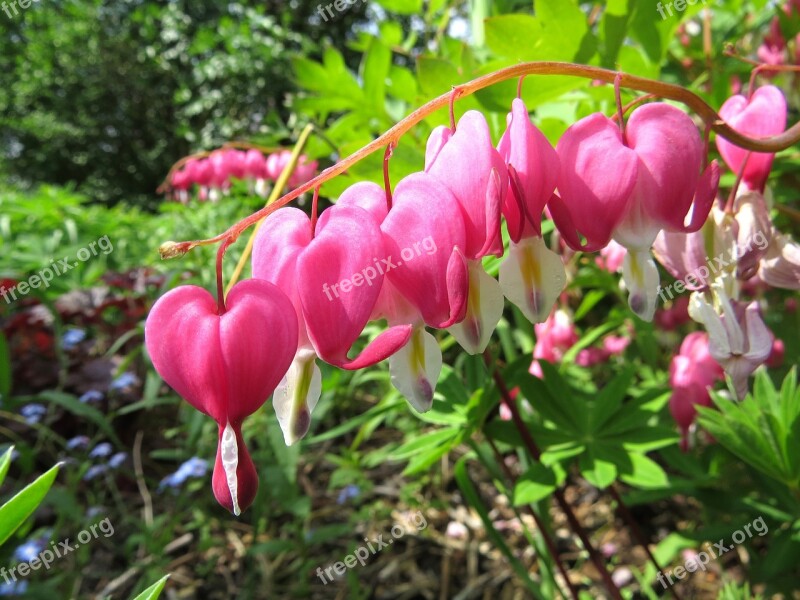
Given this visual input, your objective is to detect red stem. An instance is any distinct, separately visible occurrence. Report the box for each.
[163,61,800,255]
[383,142,395,211]
[483,352,624,600]
[486,437,580,600]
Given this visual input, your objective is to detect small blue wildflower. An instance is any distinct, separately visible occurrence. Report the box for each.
[86,506,105,519]
[89,442,113,458]
[0,580,28,596]
[61,328,86,351]
[79,390,104,404]
[13,538,45,563]
[20,404,46,425]
[109,372,139,391]
[66,436,90,451]
[336,484,361,505]
[158,457,209,491]
[83,464,109,481]
[108,452,127,469]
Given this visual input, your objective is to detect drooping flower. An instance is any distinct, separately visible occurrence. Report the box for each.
[145,280,298,514]
[340,178,464,412]
[596,240,627,273]
[425,111,507,353]
[688,290,773,400]
[529,309,578,377]
[253,204,412,440]
[668,331,724,450]
[551,104,719,321]
[496,98,566,324]
[759,232,800,289]
[716,85,787,193]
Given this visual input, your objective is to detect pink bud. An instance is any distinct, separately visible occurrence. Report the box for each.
[497,98,559,242]
[244,149,267,179]
[717,86,787,192]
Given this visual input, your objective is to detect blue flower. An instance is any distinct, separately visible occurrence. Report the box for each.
[336,484,361,505]
[20,404,46,425]
[83,464,109,481]
[61,328,86,351]
[110,372,139,391]
[79,390,104,404]
[66,436,90,451]
[89,443,113,458]
[158,457,209,491]
[13,539,43,563]
[0,580,28,596]
[108,452,127,469]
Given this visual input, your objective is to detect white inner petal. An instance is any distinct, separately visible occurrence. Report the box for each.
[273,349,322,446]
[220,422,241,516]
[448,261,505,355]
[389,327,442,413]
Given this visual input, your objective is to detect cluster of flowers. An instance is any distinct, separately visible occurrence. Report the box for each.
[168,148,318,203]
[145,84,800,514]
[758,0,800,66]
[658,85,799,448]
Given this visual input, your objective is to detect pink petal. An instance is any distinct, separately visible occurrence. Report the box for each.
[497,98,559,242]
[426,111,508,259]
[553,113,638,250]
[297,205,386,366]
[381,172,469,328]
[716,86,787,192]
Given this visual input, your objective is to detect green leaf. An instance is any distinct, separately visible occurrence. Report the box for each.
[454,458,545,598]
[485,15,541,61]
[0,463,61,546]
[620,453,669,489]
[579,448,617,489]
[361,37,391,113]
[589,366,635,432]
[513,462,564,505]
[131,575,170,600]
[0,446,13,488]
[374,0,423,14]
[390,428,459,460]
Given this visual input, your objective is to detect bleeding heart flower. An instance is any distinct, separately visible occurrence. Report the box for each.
[424,112,507,352]
[340,178,461,412]
[145,280,298,514]
[668,332,724,451]
[496,98,566,323]
[425,110,508,259]
[759,232,800,290]
[549,113,639,252]
[253,204,412,440]
[244,149,267,179]
[689,289,773,400]
[716,85,787,193]
[529,309,578,377]
[552,104,719,321]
